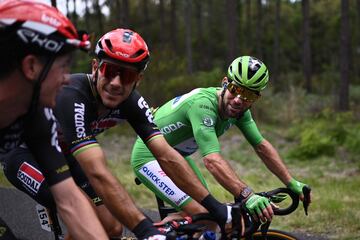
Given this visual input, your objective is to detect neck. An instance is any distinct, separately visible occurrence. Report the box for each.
[0,73,32,128]
[217,88,227,120]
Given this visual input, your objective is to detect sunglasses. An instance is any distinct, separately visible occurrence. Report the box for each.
[227,83,261,102]
[98,61,138,84]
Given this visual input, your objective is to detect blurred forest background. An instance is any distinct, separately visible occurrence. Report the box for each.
[27,1,360,238]
[46,0,360,160]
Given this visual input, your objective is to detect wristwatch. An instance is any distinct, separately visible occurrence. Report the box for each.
[236,187,253,203]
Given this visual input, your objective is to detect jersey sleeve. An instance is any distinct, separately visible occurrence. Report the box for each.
[186,99,221,156]
[120,90,162,143]
[235,110,264,146]
[24,108,71,185]
[55,87,99,156]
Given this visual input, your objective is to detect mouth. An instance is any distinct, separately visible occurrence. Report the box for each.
[104,88,124,97]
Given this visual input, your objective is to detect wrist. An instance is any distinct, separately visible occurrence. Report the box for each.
[201,194,228,224]
[235,186,253,203]
[132,218,160,239]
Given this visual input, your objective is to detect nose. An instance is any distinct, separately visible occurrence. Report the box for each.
[233,95,243,104]
[63,74,70,85]
[110,74,122,87]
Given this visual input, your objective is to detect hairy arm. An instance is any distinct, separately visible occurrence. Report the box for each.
[75,146,146,230]
[203,152,248,196]
[51,178,108,240]
[254,139,292,185]
[146,136,209,202]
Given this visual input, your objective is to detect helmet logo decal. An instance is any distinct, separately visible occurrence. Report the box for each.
[17,29,64,53]
[249,58,261,71]
[41,14,61,27]
[122,31,133,43]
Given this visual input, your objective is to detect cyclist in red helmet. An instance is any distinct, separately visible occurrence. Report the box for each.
[0,1,108,239]
[54,28,235,238]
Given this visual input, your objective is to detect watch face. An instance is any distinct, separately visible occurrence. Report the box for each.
[241,187,252,198]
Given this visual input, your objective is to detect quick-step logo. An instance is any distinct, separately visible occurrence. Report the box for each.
[17,162,45,194]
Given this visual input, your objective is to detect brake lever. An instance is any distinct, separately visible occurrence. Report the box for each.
[302,185,311,216]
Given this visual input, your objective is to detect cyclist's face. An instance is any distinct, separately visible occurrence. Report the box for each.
[221,82,254,118]
[93,60,140,108]
[39,54,72,108]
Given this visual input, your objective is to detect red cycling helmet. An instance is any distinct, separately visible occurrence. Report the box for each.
[95,28,150,72]
[0,0,90,54]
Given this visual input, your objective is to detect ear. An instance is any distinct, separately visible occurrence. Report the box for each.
[221,77,228,88]
[135,72,144,87]
[21,55,43,83]
[91,59,99,75]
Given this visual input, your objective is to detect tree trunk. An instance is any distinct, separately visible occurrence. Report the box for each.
[139,0,150,45]
[184,0,193,74]
[121,0,130,28]
[72,0,78,26]
[66,0,70,18]
[158,0,166,45]
[302,0,312,93]
[84,0,90,31]
[51,0,57,8]
[338,0,350,111]
[94,0,104,35]
[272,0,281,90]
[255,0,263,59]
[205,0,214,69]
[195,0,204,70]
[170,0,178,53]
[226,0,238,64]
[245,0,251,51]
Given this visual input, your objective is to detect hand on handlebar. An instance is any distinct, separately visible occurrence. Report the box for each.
[287,178,312,202]
[244,194,273,223]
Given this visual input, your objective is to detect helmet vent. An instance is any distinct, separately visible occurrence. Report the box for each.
[248,69,256,79]
[104,39,114,52]
[237,62,242,76]
[131,49,145,59]
[255,72,266,84]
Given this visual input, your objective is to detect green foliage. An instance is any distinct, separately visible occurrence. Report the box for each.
[161,68,223,101]
[252,83,333,125]
[287,109,360,159]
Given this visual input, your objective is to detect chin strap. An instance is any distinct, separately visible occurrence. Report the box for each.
[25,55,56,122]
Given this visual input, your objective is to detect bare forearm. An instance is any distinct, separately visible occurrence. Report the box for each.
[157,148,209,201]
[255,139,292,184]
[203,153,246,196]
[76,148,145,230]
[51,178,108,240]
[89,170,145,230]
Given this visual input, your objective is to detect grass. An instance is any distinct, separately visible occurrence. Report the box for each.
[1,124,359,239]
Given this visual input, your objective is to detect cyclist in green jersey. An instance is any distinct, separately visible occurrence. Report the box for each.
[131,56,311,223]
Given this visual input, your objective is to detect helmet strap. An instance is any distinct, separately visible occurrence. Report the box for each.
[25,55,56,121]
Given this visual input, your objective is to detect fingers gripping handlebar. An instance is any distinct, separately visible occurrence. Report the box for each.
[158,186,311,240]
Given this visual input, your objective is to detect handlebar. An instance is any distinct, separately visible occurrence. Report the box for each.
[157,185,311,240]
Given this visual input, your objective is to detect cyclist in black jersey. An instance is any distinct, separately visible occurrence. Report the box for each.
[0,1,108,239]
[53,28,235,238]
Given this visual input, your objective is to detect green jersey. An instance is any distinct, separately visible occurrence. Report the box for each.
[131,87,264,169]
